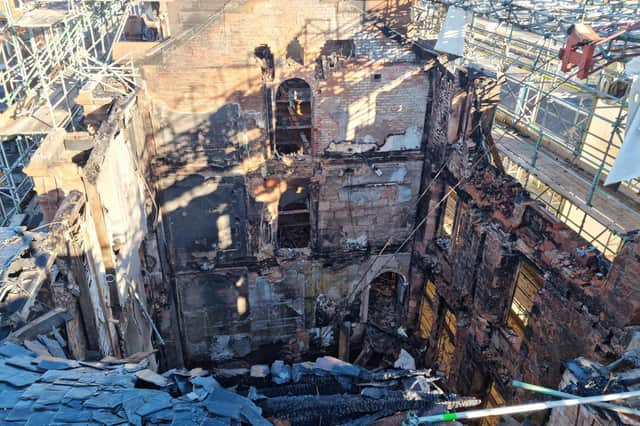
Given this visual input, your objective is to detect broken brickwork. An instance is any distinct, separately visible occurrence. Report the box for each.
[12,2,640,416]
[136,0,429,367]
[23,89,158,362]
[123,1,640,400]
[408,64,640,407]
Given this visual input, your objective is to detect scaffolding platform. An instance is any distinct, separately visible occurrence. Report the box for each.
[0,108,70,137]
[496,128,640,234]
[15,9,71,28]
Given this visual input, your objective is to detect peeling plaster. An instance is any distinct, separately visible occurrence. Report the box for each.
[380,126,422,151]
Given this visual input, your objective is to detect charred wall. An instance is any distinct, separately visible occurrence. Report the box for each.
[409,65,640,408]
[139,0,429,367]
[24,94,159,361]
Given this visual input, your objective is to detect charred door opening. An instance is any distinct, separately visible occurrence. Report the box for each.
[277,183,310,248]
[275,78,311,155]
[356,271,405,367]
[368,271,402,332]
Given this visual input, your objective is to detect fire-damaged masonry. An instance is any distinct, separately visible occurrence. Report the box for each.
[0,0,639,424]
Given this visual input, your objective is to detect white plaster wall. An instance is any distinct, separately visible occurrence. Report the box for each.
[95,131,148,305]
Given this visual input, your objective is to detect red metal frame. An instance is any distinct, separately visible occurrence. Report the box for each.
[560,23,640,79]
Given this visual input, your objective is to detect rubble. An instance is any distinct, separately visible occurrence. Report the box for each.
[0,334,479,426]
[0,338,272,425]
[395,349,417,370]
[237,357,480,425]
[270,360,291,384]
[548,332,640,425]
[251,364,270,378]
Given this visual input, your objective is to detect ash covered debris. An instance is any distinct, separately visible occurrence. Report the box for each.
[216,355,480,426]
[547,332,640,425]
[0,193,85,344]
[0,335,479,426]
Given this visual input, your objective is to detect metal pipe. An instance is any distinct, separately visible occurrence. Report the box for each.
[530,129,543,168]
[587,105,624,205]
[512,380,640,417]
[412,389,640,423]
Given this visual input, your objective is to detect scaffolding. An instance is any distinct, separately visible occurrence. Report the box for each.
[424,0,640,41]
[405,0,640,258]
[0,0,141,225]
[412,1,640,198]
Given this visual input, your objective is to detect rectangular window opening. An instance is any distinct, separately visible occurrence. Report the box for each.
[441,187,459,238]
[277,184,311,248]
[418,280,438,339]
[435,307,457,378]
[480,382,506,426]
[507,261,544,338]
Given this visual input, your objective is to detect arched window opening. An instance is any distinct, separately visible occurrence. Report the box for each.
[368,272,403,330]
[275,78,311,155]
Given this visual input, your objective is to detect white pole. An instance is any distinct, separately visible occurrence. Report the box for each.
[415,390,640,423]
[512,380,640,417]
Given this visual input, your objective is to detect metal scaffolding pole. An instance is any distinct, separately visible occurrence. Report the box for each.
[0,0,141,225]
[405,0,640,259]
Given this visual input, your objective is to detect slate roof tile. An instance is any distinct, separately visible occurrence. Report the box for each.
[0,342,273,426]
[200,417,232,426]
[25,410,56,426]
[53,407,93,422]
[91,409,127,425]
[1,371,40,388]
[64,386,98,400]
[33,388,69,408]
[5,356,43,373]
[136,393,172,417]
[83,392,123,409]
[0,343,35,358]
[0,390,22,409]
[5,399,35,421]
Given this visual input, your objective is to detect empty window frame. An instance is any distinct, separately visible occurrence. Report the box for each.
[480,382,506,426]
[507,261,543,338]
[435,307,457,378]
[274,78,312,154]
[440,187,459,238]
[277,184,311,248]
[418,280,438,339]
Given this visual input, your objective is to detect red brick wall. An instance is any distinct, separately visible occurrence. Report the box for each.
[410,66,640,402]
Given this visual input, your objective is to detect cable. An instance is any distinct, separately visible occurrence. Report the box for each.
[29,221,67,232]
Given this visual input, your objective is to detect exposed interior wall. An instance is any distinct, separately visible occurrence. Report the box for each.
[317,158,423,250]
[131,2,640,392]
[137,0,428,367]
[24,94,156,359]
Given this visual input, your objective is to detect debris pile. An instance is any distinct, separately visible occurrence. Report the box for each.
[0,338,480,426]
[217,356,480,425]
[0,227,51,339]
[0,340,271,425]
[548,332,640,426]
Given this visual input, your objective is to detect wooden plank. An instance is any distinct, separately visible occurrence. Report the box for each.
[496,129,640,233]
[9,308,72,341]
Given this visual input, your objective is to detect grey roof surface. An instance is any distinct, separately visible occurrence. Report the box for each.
[0,227,31,276]
[0,341,269,425]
